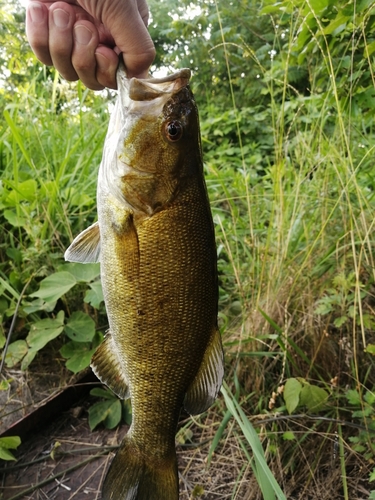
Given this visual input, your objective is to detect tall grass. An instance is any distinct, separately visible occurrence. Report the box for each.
[201,0,375,496]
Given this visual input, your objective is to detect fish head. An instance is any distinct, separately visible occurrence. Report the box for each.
[122,68,201,175]
[99,67,202,213]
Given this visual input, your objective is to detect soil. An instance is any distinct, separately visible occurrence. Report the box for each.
[0,353,373,499]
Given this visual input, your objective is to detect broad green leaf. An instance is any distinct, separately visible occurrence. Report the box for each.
[4,340,28,368]
[84,280,104,309]
[300,384,329,412]
[64,311,96,342]
[60,340,95,373]
[23,298,57,314]
[20,349,38,371]
[0,436,21,449]
[59,263,100,283]
[308,0,328,14]
[26,311,65,351]
[0,379,11,390]
[104,399,122,429]
[60,340,90,358]
[65,349,95,373]
[365,344,375,356]
[0,447,17,461]
[88,400,113,430]
[6,179,37,203]
[70,192,95,208]
[3,210,27,227]
[0,436,21,461]
[90,387,116,400]
[322,15,349,35]
[283,378,302,414]
[30,272,77,303]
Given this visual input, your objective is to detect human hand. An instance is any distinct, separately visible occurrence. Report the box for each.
[26,0,156,90]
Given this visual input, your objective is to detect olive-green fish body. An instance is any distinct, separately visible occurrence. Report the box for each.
[65,68,224,500]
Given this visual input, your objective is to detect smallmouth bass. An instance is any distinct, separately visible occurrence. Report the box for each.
[65,67,224,500]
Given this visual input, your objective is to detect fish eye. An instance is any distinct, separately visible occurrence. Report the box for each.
[165,120,183,142]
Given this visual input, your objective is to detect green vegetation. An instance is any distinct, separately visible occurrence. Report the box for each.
[1,0,375,496]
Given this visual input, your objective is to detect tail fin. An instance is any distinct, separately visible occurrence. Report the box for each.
[102,436,179,500]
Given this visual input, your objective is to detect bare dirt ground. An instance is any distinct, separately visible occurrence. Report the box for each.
[0,355,373,499]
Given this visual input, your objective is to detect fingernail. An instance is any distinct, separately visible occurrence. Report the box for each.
[29,3,44,24]
[52,9,70,29]
[74,25,92,45]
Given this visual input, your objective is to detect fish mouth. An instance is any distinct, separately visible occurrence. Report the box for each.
[117,67,191,103]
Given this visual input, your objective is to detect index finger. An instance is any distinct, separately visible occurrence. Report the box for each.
[102,0,155,78]
[26,1,52,65]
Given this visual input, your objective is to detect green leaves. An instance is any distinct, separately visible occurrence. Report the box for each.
[3,263,105,373]
[23,311,65,369]
[28,312,65,351]
[27,264,103,312]
[60,341,97,374]
[84,281,104,309]
[3,310,100,373]
[283,378,302,414]
[64,311,95,342]
[29,272,77,304]
[59,311,100,373]
[0,436,21,461]
[88,388,132,431]
[3,312,65,369]
[283,378,329,414]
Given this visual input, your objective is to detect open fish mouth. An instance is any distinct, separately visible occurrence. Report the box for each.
[129,69,191,101]
[120,68,191,102]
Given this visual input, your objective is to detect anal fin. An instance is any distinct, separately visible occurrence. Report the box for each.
[64,221,101,263]
[91,333,130,400]
[184,326,224,415]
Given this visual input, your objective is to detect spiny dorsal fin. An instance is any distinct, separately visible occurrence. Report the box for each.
[64,221,101,263]
[184,326,224,415]
[91,333,130,400]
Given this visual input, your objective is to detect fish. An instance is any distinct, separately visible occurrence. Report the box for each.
[64,66,224,500]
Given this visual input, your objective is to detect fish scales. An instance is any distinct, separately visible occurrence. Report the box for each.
[65,67,224,500]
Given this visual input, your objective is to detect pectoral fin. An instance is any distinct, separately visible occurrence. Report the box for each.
[64,221,101,263]
[91,333,130,400]
[184,327,224,415]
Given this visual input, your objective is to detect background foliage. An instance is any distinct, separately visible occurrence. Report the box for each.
[1,0,375,496]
